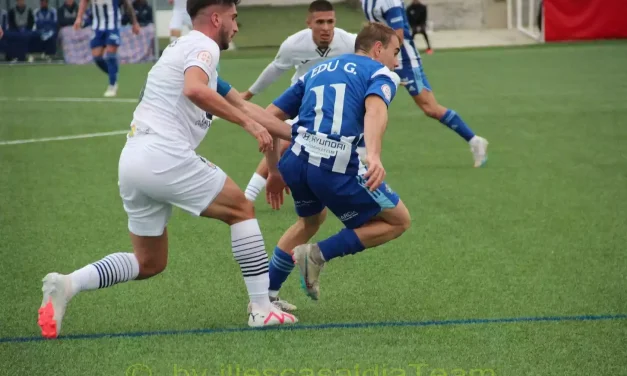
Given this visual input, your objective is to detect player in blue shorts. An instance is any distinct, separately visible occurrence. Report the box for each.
[74,0,140,97]
[262,22,412,302]
[361,0,489,168]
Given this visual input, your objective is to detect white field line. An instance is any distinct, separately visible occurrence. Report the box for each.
[0,130,128,146]
[0,96,137,103]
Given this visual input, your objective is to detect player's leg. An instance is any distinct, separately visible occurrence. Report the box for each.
[265,211,326,311]
[158,152,295,326]
[418,24,433,53]
[38,143,173,338]
[245,139,291,201]
[90,31,108,75]
[103,31,121,97]
[292,169,411,300]
[197,176,297,326]
[263,150,328,307]
[399,63,488,167]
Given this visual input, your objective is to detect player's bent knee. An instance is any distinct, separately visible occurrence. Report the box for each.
[137,257,167,279]
[383,202,411,238]
[130,232,168,279]
[227,194,256,225]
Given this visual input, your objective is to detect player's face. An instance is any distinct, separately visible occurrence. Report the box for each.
[216,5,239,50]
[375,37,401,70]
[307,11,336,48]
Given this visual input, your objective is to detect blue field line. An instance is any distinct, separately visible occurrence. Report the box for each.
[1,313,625,345]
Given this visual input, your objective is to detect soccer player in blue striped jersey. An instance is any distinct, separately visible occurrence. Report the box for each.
[361,0,489,167]
[74,0,140,97]
[263,22,412,302]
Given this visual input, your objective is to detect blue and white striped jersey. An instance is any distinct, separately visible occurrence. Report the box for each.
[90,0,121,31]
[272,54,399,175]
[360,0,422,68]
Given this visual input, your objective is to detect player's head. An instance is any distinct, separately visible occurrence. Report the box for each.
[306,0,336,48]
[354,22,400,70]
[187,0,240,50]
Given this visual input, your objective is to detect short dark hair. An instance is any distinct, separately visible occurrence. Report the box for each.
[354,22,399,52]
[187,0,240,19]
[308,0,334,13]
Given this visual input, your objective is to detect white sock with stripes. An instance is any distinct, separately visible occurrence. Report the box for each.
[244,173,266,202]
[69,253,140,298]
[231,219,272,310]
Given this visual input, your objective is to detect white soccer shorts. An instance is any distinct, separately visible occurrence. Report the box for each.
[118,135,227,236]
[169,9,192,31]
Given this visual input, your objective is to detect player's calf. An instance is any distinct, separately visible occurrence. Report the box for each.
[201,177,297,326]
[268,210,327,303]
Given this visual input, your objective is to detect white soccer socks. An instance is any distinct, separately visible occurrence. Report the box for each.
[244,173,266,202]
[69,252,140,298]
[230,219,273,310]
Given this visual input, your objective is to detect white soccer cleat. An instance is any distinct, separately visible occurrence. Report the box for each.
[38,273,72,338]
[104,84,118,97]
[469,136,489,168]
[247,303,298,327]
[292,244,325,301]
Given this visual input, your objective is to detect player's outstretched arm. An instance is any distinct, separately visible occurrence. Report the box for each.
[222,88,292,141]
[184,67,273,152]
[363,95,389,191]
[242,42,293,100]
[122,0,141,34]
[73,0,88,29]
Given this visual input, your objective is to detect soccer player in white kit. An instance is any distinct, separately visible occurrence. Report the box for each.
[241,0,357,203]
[37,0,298,339]
[168,0,192,42]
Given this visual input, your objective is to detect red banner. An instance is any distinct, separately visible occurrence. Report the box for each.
[545,0,627,42]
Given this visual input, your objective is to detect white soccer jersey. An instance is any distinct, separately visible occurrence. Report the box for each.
[274,27,357,85]
[130,30,220,151]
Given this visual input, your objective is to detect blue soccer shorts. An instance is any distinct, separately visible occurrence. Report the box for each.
[278,151,400,229]
[90,29,121,49]
[396,62,432,97]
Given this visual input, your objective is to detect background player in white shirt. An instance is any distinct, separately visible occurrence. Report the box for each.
[37,0,298,339]
[241,0,357,203]
[168,0,192,42]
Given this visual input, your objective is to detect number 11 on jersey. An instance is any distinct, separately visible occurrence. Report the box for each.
[310,83,346,135]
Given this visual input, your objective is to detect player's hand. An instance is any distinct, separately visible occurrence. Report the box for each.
[363,155,385,191]
[266,171,288,210]
[243,121,273,153]
[73,19,81,30]
[241,91,254,101]
[132,22,141,35]
[0,26,3,40]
